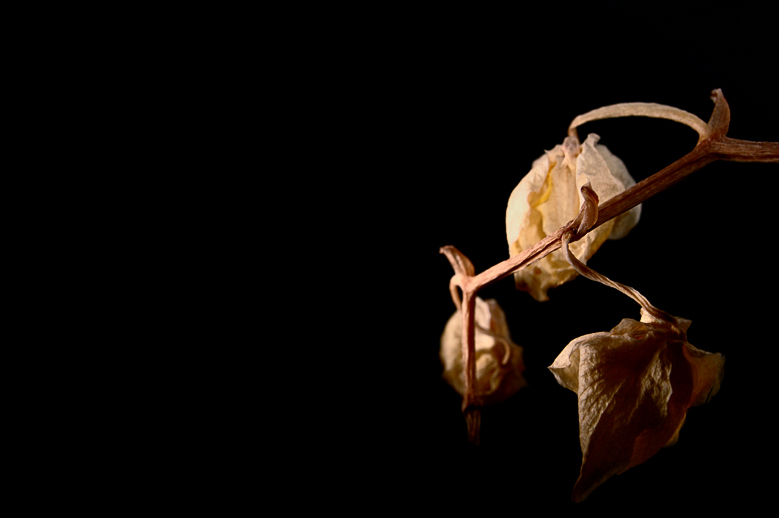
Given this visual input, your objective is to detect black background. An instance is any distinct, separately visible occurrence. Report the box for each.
[337,2,778,513]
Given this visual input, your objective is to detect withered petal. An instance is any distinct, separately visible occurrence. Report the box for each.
[506,135,640,301]
[549,314,723,502]
[440,297,527,404]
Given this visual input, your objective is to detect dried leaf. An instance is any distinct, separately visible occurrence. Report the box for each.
[506,134,640,301]
[548,308,724,502]
[440,297,526,404]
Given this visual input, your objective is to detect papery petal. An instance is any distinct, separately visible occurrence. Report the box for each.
[506,135,640,302]
[572,324,674,502]
[540,144,580,238]
[549,314,723,502]
[595,142,641,239]
[549,332,599,394]
[506,154,549,258]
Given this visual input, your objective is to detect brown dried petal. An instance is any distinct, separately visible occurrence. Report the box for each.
[440,297,526,404]
[549,314,724,502]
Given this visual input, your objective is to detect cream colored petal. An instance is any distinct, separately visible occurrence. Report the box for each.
[554,314,724,502]
[440,297,502,371]
[439,297,526,404]
[507,148,575,301]
[596,143,633,189]
[595,142,641,240]
[541,151,580,238]
[570,221,614,265]
[577,134,640,241]
[572,324,675,502]
[572,136,623,266]
[549,332,601,394]
[506,134,638,301]
[595,145,641,239]
[510,146,582,301]
[576,134,625,205]
[506,154,550,257]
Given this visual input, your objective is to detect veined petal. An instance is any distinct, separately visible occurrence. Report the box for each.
[440,298,527,404]
[549,313,724,502]
[506,135,640,301]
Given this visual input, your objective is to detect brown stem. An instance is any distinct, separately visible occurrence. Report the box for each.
[711,137,779,161]
[461,289,481,445]
[561,228,676,326]
[593,144,718,232]
[442,89,779,444]
[460,290,477,412]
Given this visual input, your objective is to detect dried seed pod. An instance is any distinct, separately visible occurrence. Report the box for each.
[506,134,640,301]
[440,297,526,404]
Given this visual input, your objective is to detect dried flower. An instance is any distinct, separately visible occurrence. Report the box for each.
[549,308,724,502]
[506,134,641,301]
[440,297,526,404]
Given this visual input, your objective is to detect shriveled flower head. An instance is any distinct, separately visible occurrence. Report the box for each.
[440,297,526,404]
[548,308,725,502]
[506,134,641,301]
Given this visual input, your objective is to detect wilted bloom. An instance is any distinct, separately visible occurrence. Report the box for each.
[548,308,725,502]
[440,297,526,404]
[506,133,641,301]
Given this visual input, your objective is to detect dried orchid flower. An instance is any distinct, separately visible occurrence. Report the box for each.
[549,308,724,502]
[440,297,526,405]
[506,102,710,303]
[548,205,724,502]
[505,133,640,302]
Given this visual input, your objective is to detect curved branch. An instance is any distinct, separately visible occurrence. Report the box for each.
[568,102,707,139]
